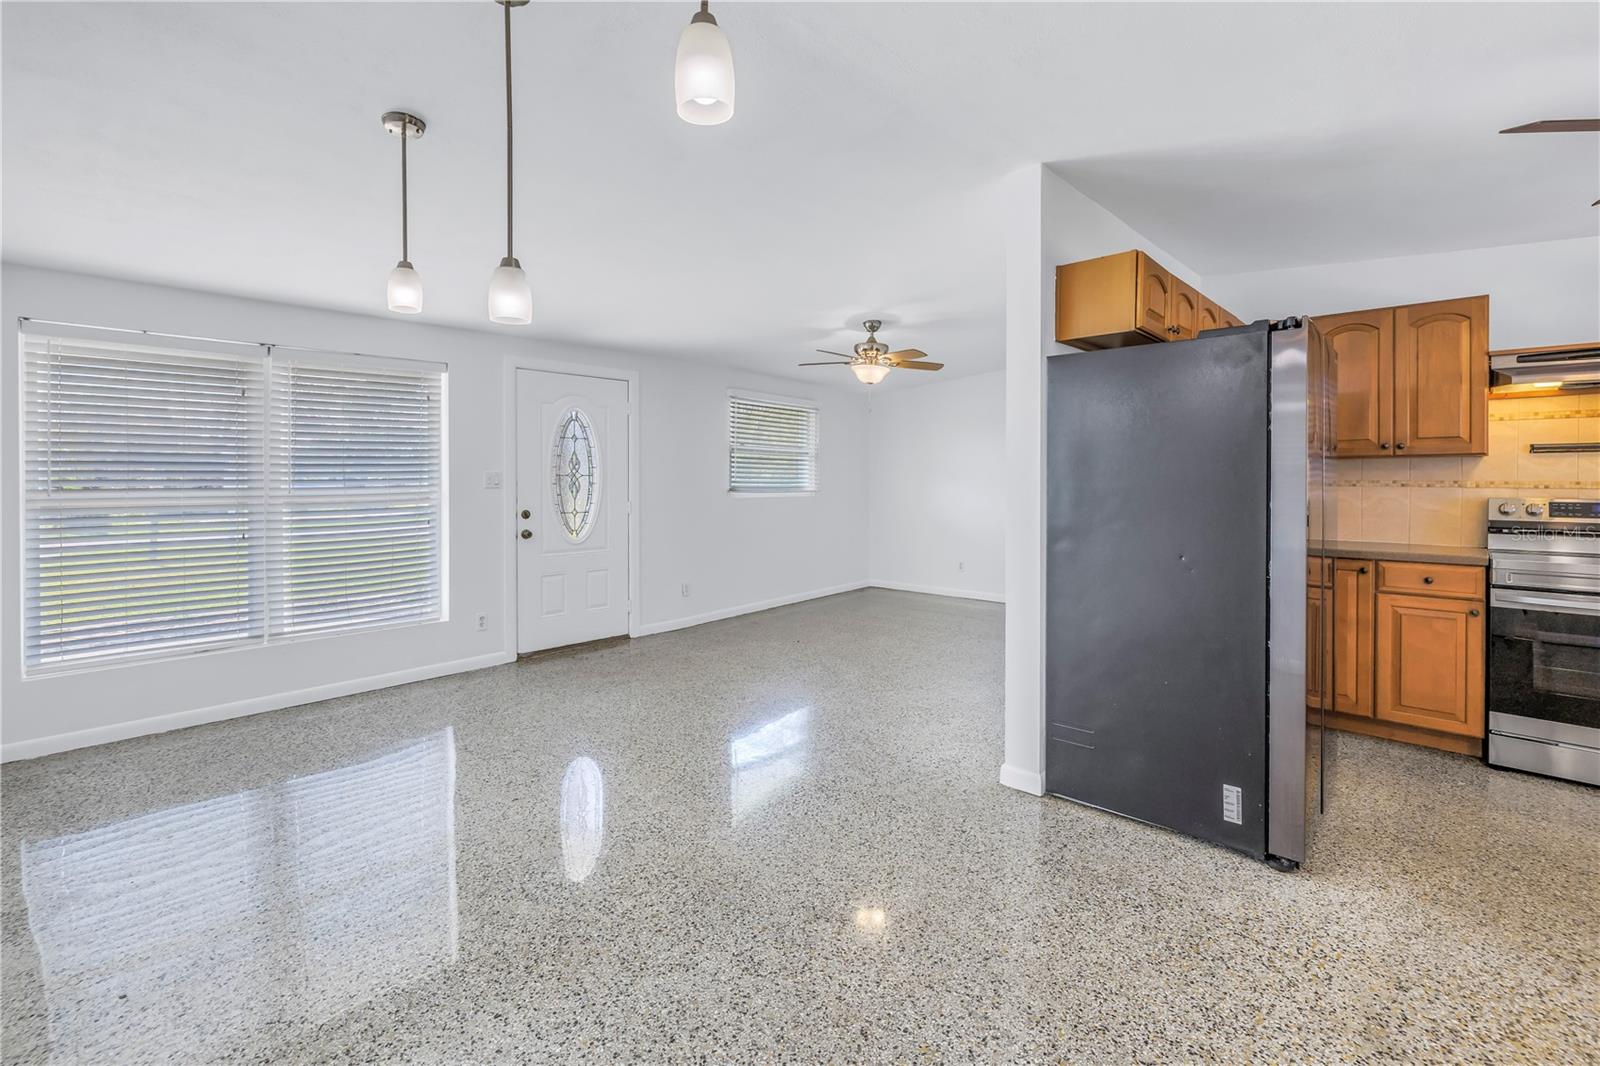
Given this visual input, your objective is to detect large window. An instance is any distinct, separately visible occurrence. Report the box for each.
[727,392,818,494]
[21,331,444,674]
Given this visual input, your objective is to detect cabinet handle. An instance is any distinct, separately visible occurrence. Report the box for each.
[1379,442,1391,450]
[1469,608,1480,617]
[1423,576,1434,585]
[1395,442,1408,451]
[1358,566,1368,574]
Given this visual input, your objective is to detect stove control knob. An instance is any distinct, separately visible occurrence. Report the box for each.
[1525,503,1545,517]
[1497,502,1519,515]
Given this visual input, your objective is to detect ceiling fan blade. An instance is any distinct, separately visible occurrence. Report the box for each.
[815,349,852,358]
[886,348,929,363]
[797,361,853,367]
[894,361,944,371]
[1499,119,1600,134]
[1593,198,1600,208]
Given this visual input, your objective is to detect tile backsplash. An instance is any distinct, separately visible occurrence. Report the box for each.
[1323,393,1600,547]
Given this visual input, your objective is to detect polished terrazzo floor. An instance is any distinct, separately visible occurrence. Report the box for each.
[3,589,1596,1064]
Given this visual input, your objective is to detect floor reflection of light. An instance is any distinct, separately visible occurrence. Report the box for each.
[853,906,889,931]
[560,756,605,883]
[19,729,458,1063]
[729,708,810,822]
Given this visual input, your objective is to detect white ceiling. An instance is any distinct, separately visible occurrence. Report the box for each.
[3,2,1596,385]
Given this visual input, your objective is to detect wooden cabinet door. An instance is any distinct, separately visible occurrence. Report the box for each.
[1198,297,1221,334]
[1394,296,1488,456]
[1375,592,1485,736]
[1329,559,1375,717]
[1218,308,1244,329]
[1169,279,1200,341]
[1134,253,1172,339]
[1317,308,1394,457]
[1306,587,1327,708]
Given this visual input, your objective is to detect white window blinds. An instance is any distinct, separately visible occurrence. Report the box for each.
[267,359,443,637]
[21,332,444,674]
[727,393,818,494]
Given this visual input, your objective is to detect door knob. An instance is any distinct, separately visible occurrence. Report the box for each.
[520,509,531,519]
[520,529,532,540]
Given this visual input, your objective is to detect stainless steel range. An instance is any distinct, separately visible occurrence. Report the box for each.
[1486,497,1600,785]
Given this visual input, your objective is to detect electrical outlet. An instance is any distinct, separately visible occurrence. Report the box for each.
[681,583,691,598]
[475,612,488,631]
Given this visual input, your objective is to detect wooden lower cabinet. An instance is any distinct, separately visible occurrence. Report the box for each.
[1375,592,1485,737]
[1309,556,1485,753]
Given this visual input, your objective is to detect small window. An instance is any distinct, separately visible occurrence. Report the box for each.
[550,407,600,542]
[728,393,818,494]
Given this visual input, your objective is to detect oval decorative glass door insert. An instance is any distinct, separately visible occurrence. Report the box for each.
[550,407,600,542]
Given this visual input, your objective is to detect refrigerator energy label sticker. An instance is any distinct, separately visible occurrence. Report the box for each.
[1222,784,1243,825]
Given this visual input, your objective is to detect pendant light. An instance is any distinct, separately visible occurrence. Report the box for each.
[675,1,735,126]
[382,111,425,314]
[488,0,533,325]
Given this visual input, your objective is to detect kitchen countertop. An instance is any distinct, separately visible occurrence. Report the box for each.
[1309,540,1490,566]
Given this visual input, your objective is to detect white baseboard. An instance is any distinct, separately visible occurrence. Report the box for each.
[999,763,1045,796]
[867,580,1005,603]
[0,651,515,764]
[633,581,868,637]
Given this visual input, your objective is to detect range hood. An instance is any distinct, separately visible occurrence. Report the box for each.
[1489,342,1600,395]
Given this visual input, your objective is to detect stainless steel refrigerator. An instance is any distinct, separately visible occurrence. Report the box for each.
[1044,320,1326,868]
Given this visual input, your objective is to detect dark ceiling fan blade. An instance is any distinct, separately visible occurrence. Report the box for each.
[886,348,929,363]
[797,361,853,367]
[894,360,944,371]
[1499,119,1600,134]
[1593,197,1600,207]
[815,349,852,358]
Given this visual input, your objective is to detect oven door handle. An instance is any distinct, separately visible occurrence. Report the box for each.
[1491,589,1600,616]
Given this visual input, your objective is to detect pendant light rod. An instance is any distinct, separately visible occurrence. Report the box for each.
[498,0,528,261]
[401,125,410,262]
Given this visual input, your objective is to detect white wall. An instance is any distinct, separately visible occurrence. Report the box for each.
[865,370,1005,601]
[1000,165,1206,796]
[0,265,869,759]
[1205,236,1599,349]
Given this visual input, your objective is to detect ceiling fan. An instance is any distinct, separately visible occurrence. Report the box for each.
[799,320,944,385]
[1498,118,1600,206]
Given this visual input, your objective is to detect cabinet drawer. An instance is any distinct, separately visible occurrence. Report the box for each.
[1376,561,1484,600]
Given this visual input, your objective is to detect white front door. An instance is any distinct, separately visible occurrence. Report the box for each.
[515,369,630,653]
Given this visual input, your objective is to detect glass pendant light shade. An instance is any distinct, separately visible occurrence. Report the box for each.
[851,363,891,386]
[386,261,423,314]
[675,4,734,125]
[488,257,533,325]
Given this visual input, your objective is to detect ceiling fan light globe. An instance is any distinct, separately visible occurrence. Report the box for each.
[675,19,734,125]
[488,259,533,325]
[851,363,891,386]
[386,261,423,315]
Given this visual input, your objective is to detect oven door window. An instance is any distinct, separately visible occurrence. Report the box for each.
[1489,592,1600,730]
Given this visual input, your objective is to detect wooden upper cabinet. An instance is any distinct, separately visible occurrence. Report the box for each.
[1054,250,1238,350]
[1169,278,1200,341]
[1217,308,1244,329]
[1329,558,1375,718]
[1134,253,1173,338]
[1394,296,1488,455]
[1318,308,1394,457]
[1375,591,1485,737]
[1313,295,1488,458]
